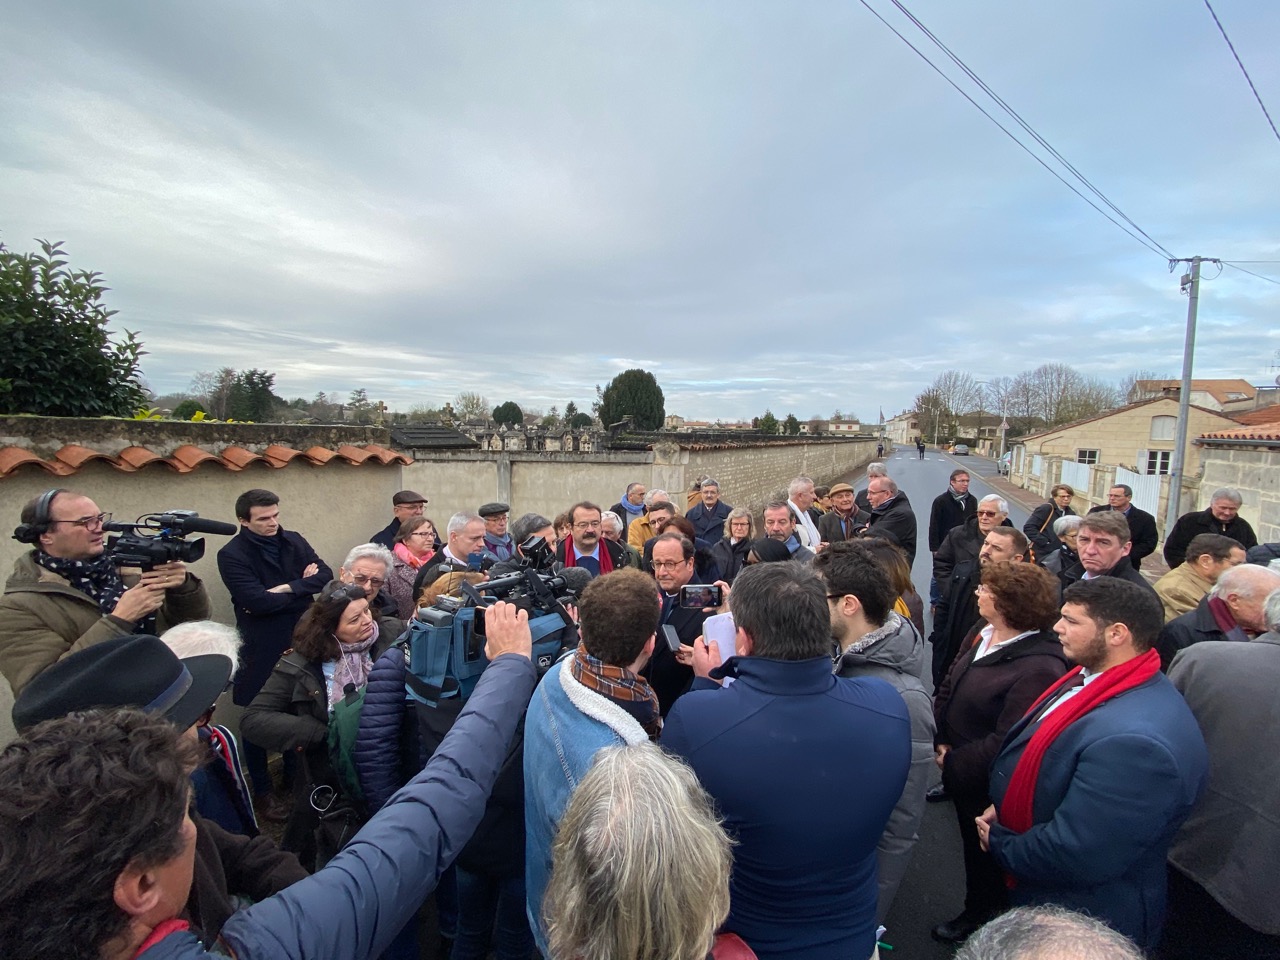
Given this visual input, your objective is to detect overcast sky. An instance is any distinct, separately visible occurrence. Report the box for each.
[3,1,1278,423]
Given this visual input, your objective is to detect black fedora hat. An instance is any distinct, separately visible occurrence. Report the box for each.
[12,634,233,732]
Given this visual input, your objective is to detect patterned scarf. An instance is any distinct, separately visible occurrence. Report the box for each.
[33,551,157,635]
[570,643,661,739]
[328,634,378,712]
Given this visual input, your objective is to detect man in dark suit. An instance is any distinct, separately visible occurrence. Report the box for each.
[217,488,332,805]
[369,490,428,550]
[978,578,1208,951]
[641,531,714,715]
[685,478,733,543]
[555,501,626,578]
[1087,485,1157,571]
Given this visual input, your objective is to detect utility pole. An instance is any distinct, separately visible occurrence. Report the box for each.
[1164,257,1217,537]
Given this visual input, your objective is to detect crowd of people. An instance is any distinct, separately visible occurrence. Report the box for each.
[1,467,1278,960]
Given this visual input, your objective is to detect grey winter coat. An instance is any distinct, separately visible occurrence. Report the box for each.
[834,613,936,923]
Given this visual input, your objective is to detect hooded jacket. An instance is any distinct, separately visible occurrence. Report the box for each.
[834,613,935,922]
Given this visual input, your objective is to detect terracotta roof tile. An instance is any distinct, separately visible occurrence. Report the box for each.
[220,446,263,470]
[263,444,303,467]
[1199,424,1280,442]
[0,442,413,478]
[1231,404,1280,426]
[117,446,164,470]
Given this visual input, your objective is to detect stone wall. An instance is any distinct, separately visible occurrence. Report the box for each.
[1196,443,1280,543]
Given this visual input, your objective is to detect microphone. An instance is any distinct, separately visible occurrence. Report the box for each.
[163,515,238,536]
[558,566,594,598]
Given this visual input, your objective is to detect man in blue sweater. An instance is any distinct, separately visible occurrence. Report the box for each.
[662,562,911,960]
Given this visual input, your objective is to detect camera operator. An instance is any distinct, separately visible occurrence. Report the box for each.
[0,488,211,695]
[488,513,559,578]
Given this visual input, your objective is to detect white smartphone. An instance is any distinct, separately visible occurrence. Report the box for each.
[702,613,736,669]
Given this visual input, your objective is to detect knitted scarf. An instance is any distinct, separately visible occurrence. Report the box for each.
[570,643,661,739]
[999,647,1160,835]
[34,550,157,635]
[328,634,378,712]
[393,541,432,569]
[618,496,645,518]
[563,540,614,575]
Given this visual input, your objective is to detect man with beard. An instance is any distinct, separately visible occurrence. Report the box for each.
[978,578,1208,951]
[555,501,626,577]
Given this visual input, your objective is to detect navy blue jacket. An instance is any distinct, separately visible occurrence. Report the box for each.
[988,671,1208,950]
[139,654,537,960]
[686,499,733,543]
[216,529,332,705]
[662,657,910,960]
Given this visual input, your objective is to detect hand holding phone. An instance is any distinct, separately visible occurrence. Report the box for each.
[679,584,723,609]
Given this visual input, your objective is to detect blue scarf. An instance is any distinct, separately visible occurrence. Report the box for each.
[618,496,645,518]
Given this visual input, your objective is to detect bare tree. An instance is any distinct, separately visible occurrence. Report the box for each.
[189,368,236,420]
[913,387,949,442]
[453,391,489,421]
[1118,368,1171,404]
[931,371,983,417]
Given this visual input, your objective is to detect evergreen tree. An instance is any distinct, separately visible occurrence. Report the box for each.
[598,369,665,430]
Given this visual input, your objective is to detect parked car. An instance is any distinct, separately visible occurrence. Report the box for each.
[997,452,1011,475]
[953,444,970,456]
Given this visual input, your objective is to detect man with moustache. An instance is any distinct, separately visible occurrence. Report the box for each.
[555,501,626,578]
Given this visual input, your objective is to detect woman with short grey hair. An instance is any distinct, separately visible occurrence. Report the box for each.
[543,744,739,960]
[711,507,755,584]
[1040,514,1083,578]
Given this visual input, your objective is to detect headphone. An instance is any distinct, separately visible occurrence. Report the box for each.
[12,488,67,545]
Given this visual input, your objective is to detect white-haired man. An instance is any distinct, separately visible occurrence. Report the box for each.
[786,477,822,549]
[1163,487,1259,569]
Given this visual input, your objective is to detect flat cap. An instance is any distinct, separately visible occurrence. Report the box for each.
[828,482,855,496]
[478,502,510,517]
[393,490,428,505]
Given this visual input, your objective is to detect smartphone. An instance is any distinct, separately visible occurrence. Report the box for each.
[472,605,487,637]
[679,584,723,609]
[661,624,683,653]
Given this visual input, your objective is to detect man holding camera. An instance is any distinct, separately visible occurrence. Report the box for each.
[0,488,211,695]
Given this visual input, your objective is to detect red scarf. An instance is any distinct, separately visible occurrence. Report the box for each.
[563,540,614,575]
[133,919,191,957]
[999,647,1160,835]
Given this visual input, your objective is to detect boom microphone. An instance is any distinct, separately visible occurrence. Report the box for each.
[557,566,594,598]
[162,515,239,536]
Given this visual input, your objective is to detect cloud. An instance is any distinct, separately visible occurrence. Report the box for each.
[2,0,1278,421]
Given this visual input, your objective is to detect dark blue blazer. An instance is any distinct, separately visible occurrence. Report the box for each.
[987,671,1208,950]
[685,500,733,543]
[662,657,910,960]
[216,529,332,705]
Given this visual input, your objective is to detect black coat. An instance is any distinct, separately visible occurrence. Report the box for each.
[1024,502,1075,562]
[369,517,400,551]
[865,493,919,566]
[685,500,733,543]
[642,588,710,716]
[1163,509,1259,568]
[1055,556,1157,600]
[929,490,977,553]
[217,529,333,705]
[1087,505,1159,570]
[1156,598,1231,671]
[710,536,751,584]
[930,559,982,688]
[934,629,1068,800]
[554,537,627,575]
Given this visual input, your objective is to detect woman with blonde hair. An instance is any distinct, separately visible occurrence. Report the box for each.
[544,743,752,960]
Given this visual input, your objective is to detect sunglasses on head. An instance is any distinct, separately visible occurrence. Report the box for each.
[320,581,367,605]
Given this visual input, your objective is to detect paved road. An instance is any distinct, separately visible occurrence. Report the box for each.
[836,447,1034,958]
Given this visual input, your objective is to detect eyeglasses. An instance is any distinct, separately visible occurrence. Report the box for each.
[349,575,386,588]
[409,530,435,539]
[573,520,601,530]
[652,560,690,571]
[975,510,1002,518]
[51,512,111,529]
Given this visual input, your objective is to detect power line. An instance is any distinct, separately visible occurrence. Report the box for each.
[855,0,1174,261]
[1223,262,1280,286]
[885,0,1176,262]
[1203,0,1280,147]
